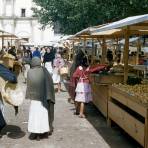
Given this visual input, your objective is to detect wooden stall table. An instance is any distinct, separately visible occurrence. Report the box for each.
[108,85,148,148]
[90,73,124,117]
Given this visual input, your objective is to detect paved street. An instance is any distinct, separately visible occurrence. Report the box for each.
[0,75,141,148]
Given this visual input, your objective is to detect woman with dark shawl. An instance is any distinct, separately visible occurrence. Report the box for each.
[26,57,55,141]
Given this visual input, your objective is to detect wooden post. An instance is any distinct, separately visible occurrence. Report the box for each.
[2,32,4,48]
[101,37,107,64]
[136,37,141,65]
[145,110,148,148]
[91,38,94,64]
[11,36,12,47]
[123,28,130,84]
[72,40,75,61]
[84,38,86,52]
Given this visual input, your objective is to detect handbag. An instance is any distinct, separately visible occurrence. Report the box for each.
[60,66,69,75]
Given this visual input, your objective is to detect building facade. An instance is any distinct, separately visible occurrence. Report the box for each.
[0,0,55,46]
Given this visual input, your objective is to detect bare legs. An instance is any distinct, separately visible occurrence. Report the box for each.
[75,101,85,118]
[58,83,61,92]
[79,102,85,118]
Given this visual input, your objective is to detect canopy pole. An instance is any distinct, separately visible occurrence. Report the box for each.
[11,36,12,47]
[2,32,4,48]
[91,38,94,64]
[123,28,130,84]
[84,38,86,52]
[136,36,141,65]
[70,41,74,61]
[101,37,107,64]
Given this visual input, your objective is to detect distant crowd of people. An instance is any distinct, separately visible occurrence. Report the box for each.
[21,46,65,92]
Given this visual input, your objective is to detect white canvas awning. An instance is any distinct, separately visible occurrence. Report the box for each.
[91,14,148,34]
[92,29,122,36]
[75,25,104,36]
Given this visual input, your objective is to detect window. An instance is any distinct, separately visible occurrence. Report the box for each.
[21,9,26,17]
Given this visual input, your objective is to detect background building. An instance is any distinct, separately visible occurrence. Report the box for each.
[0,0,60,46]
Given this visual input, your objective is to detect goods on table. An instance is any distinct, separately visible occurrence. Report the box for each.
[111,64,124,73]
[113,83,148,104]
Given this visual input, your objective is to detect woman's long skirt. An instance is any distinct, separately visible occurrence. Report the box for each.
[45,62,53,74]
[28,100,49,134]
[24,64,30,79]
[52,68,61,84]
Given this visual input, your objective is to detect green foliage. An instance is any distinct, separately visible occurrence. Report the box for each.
[32,0,148,34]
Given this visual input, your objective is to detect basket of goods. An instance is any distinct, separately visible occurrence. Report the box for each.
[2,54,15,68]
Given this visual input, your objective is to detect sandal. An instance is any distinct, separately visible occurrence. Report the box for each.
[74,112,79,115]
[79,114,86,118]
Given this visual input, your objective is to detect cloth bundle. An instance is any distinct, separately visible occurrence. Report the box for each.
[0,77,24,107]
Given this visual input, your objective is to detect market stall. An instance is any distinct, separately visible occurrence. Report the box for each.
[91,14,148,147]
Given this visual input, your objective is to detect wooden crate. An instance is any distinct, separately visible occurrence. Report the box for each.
[91,83,108,117]
[108,86,148,147]
[94,74,124,84]
[90,74,124,117]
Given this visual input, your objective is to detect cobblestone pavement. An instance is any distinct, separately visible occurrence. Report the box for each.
[0,75,141,148]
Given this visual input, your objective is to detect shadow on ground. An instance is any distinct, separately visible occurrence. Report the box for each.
[1,125,26,139]
[85,103,142,148]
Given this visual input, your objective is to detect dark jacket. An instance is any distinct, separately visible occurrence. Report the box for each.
[25,57,55,105]
[43,52,54,63]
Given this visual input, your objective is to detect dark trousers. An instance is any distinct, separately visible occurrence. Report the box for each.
[48,102,54,132]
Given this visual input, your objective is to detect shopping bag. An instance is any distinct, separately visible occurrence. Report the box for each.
[60,66,69,75]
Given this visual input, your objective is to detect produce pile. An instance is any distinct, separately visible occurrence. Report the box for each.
[113,83,148,104]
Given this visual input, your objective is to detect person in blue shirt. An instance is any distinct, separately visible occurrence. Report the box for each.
[32,47,41,59]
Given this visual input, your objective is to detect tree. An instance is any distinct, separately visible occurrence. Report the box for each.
[32,0,148,34]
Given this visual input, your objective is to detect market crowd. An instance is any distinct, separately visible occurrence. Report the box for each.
[0,45,104,141]
[0,46,67,140]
